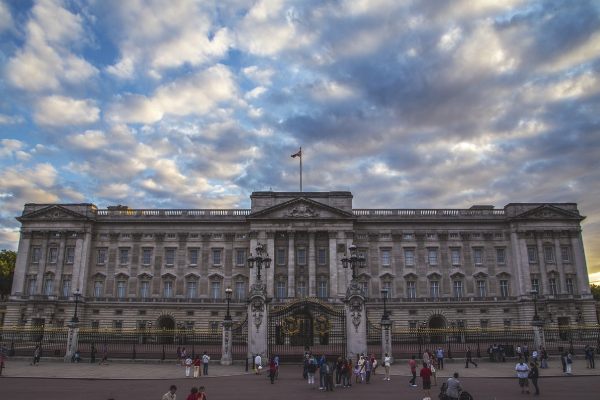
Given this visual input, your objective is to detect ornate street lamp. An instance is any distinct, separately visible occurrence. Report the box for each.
[530,289,540,322]
[225,287,233,321]
[71,289,81,323]
[381,288,390,321]
[341,244,366,280]
[247,243,271,281]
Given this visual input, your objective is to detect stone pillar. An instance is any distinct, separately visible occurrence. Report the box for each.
[381,318,393,363]
[266,232,275,297]
[12,231,32,296]
[571,231,590,295]
[64,321,79,362]
[247,281,268,362]
[221,319,233,365]
[344,280,367,361]
[328,231,339,298]
[287,232,295,298]
[308,232,316,297]
[532,320,545,351]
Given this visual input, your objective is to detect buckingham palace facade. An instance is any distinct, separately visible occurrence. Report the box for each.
[4,191,597,330]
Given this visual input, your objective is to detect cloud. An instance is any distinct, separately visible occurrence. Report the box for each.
[107,64,237,124]
[0,114,24,124]
[0,0,13,33]
[5,0,97,92]
[34,96,100,126]
[66,130,108,150]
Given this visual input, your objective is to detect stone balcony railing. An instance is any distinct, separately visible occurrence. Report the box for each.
[353,209,506,217]
[96,209,251,219]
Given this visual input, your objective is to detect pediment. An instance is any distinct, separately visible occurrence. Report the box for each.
[17,205,91,222]
[248,197,354,220]
[511,204,583,221]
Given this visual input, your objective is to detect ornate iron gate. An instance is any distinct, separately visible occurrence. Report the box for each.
[268,299,346,362]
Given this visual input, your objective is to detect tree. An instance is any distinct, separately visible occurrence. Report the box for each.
[0,249,17,298]
[591,284,600,301]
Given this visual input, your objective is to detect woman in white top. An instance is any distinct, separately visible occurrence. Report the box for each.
[255,354,262,374]
[383,353,391,381]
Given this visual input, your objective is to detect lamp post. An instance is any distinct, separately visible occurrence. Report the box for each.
[531,289,540,322]
[381,288,390,321]
[71,289,81,323]
[247,243,272,281]
[225,287,233,321]
[341,244,366,280]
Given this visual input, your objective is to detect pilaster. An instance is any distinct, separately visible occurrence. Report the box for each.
[308,232,316,297]
[12,230,32,296]
[287,232,295,298]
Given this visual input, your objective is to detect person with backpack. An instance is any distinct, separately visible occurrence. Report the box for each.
[324,361,334,391]
[306,355,317,386]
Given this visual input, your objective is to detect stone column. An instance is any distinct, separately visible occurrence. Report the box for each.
[328,231,339,298]
[64,320,79,362]
[247,281,268,362]
[532,320,545,351]
[221,319,233,365]
[12,231,32,296]
[266,232,275,297]
[308,232,316,297]
[381,318,393,363]
[287,232,295,298]
[73,229,92,296]
[248,232,258,287]
[344,281,367,361]
[570,232,590,295]
[510,230,529,298]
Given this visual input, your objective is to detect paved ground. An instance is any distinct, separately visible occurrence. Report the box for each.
[1,358,599,399]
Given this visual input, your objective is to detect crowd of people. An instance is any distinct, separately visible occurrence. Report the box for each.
[176,347,211,378]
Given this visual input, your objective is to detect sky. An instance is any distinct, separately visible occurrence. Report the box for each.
[0,0,599,281]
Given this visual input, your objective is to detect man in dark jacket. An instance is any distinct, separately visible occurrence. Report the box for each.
[465,347,478,368]
[529,362,540,395]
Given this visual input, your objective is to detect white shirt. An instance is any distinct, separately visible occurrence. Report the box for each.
[255,355,262,366]
[384,356,391,367]
[202,354,210,364]
[516,363,529,379]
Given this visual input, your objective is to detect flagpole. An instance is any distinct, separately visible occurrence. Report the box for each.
[299,147,303,192]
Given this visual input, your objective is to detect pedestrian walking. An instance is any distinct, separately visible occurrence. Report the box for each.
[185,355,193,377]
[540,347,548,369]
[99,344,108,365]
[307,355,317,386]
[364,357,372,384]
[254,354,262,375]
[269,358,277,384]
[324,361,334,391]
[445,373,462,400]
[186,387,198,400]
[193,355,201,378]
[162,384,177,400]
[517,345,523,361]
[561,351,567,373]
[274,354,280,379]
[565,351,573,375]
[409,355,417,387]
[523,344,530,363]
[202,351,210,376]
[181,347,187,366]
[90,343,97,363]
[345,358,353,387]
[585,345,595,368]
[383,352,391,381]
[529,362,540,395]
[420,362,432,399]
[31,344,41,366]
[0,343,8,376]
[515,360,530,394]
[370,354,378,375]
[319,354,328,389]
[431,358,437,386]
[465,347,477,368]
[342,358,351,387]
[436,347,444,369]
[198,386,207,400]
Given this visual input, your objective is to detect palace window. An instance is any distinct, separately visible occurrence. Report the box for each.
[165,248,176,266]
[140,281,150,299]
[527,246,538,263]
[210,281,221,299]
[188,248,199,266]
[473,248,483,265]
[43,276,54,296]
[142,248,153,266]
[566,278,574,295]
[297,281,307,298]
[212,248,222,266]
[561,246,572,263]
[296,248,307,265]
[531,278,540,294]
[403,233,413,240]
[317,279,328,299]
[549,278,558,295]
[276,281,286,299]
[428,248,438,266]
[380,249,391,267]
[544,246,555,263]
[382,281,392,298]
[453,280,463,298]
[119,248,129,265]
[235,281,246,300]
[235,249,247,267]
[317,248,327,265]
[48,247,58,263]
[451,248,461,265]
[404,248,415,266]
[477,280,487,297]
[117,280,127,299]
[65,247,75,264]
[61,277,71,297]
[430,281,439,298]
[27,277,37,295]
[406,281,416,299]
[31,246,41,263]
[276,248,286,265]
[500,280,510,298]
[496,248,506,265]
[94,281,104,298]
[360,281,369,297]
[96,248,107,265]
[163,281,174,298]
[186,281,197,299]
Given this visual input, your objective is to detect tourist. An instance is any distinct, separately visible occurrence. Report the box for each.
[335,356,343,386]
[585,345,595,368]
[90,343,97,363]
[364,357,372,384]
[269,357,277,384]
[529,362,540,395]
[73,350,81,363]
[318,354,327,389]
[186,387,198,400]
[274,354,280,379]
[357,355,366,383]
[565,351,573,375]
[431,357,437,386]
[99,344,108,365]
[306,355,317,386]
[540,347,548,369]
[193,355,201,378]
[465,347,477,368]
[31,344,41,366]
[181,347,187,366]
[423,348,431,367]
[531,348,539,365]
[161,384,177,400]
[517,345,523,361]
[185,354,193,377]
[383,352,391,381]
[324,361,334,391]
[345,358,353,387]
[370,354,378,375]
[408,355,417,387]
[436,347,444,369]
[341,358,351,387]
[0,343,8,376]
[446,373,462,400]
[523,344,530,363]
[202,351,210,376]
[515,360,530,394]
[420,362,432,398]
[198,386,207,400]
[561,351,567,373]
[302,352,309,380]
[254,353,262,375]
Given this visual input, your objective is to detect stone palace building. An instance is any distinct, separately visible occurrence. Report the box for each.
[4,191,597,331]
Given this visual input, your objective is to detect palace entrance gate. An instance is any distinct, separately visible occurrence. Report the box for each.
[268,299,346,362]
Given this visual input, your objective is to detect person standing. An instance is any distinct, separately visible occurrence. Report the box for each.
[565,351,573,375]
[254,353,262,375]
[383,352,391,381]
[324,361,334,391]
[465,347,477,368]
[319,354,327,389]
[436,347,444,370]
[90,343,97,364]
[99,344,108,365]
[185,354,193,377]
[408,355,417,387]
[561,351,567,373]
[420,362,432,399]
[515,360,530,394]
[345,358,353,387]
[186,387,198,400]
[529,362,540,395]
[162,384,177,400]
[0,343,8,376]
[523,344,530,363]
[364,357,372,384]
[31,344,41,366]
[202,351,210,376]
[269,358,277,384]
[307,355,317,386]
[446,373,462,400]
[193,355,201,378]
[540,347,548,369]
[198,386,207,400]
